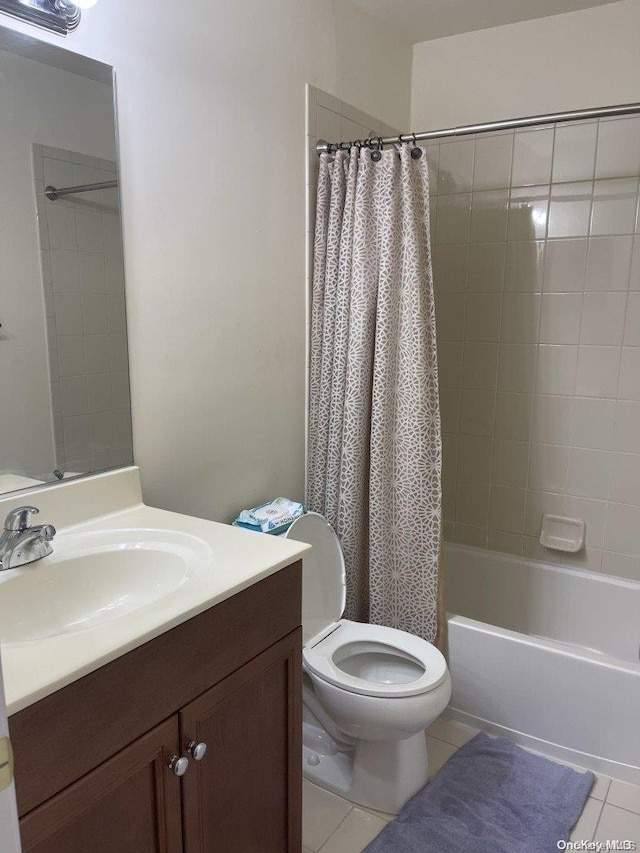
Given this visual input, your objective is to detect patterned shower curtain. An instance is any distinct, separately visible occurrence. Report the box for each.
[308,143,442,643]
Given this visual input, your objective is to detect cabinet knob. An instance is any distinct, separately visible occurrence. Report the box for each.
[168,755,189,777]
[187,741,208,761]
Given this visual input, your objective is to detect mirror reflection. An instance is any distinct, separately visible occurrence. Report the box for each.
[0,34,132,496]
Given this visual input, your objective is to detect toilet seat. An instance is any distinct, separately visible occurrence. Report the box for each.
[303,619,448,699]
[285,511,448,699]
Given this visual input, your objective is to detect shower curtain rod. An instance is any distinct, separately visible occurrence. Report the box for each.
[45,179,118,201]
[316,102,640,154]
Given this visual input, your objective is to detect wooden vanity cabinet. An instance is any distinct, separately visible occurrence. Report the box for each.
[11,563,302,853]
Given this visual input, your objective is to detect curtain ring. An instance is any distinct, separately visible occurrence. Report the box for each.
[411,133,423,160]
[371,136,382,162]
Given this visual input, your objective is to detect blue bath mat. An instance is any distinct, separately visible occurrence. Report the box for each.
[364,733,593,853]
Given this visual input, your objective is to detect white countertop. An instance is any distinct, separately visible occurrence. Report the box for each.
[0,468,310,715]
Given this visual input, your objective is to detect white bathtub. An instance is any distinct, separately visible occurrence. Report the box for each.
[445,544,640,784]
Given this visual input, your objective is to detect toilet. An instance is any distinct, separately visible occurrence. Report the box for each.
[285,512,451,815]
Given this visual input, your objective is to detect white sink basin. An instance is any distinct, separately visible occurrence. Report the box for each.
[0,528,212,643]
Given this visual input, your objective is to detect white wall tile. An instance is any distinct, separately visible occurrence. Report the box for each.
[440,387,461,434]
[570,397,616,450]
[584,236,633,291]
[543,239,587,292]
[623,293,640,345]
[473,133,513,190]
[591,177,639,236]
[539,293,582,344]
[458,434,492,482]
[433,245,469,292]
[316,106,341,142]
[455,481,491,526]
[467,243,505,292]
[532,394,572,445]
[53,295,83,334]
[601,551,640,581]
[552,121,597,183]
[529,443,569,493]
[504,241,545,292]
[438,140,475,193]
[437,341,463,387]
[547,181,592,238]
[609,452,640,505]
[452,523,486,547]
[580,292,627,345]
[508,186,549,241]
[488,529,524,555]
[491,439,529,487]
[497,344,537,392]
[60,375,88,417]
[575,346,620,397]
[614,401,640,452]
[604,502,640,556]
[500,293,541,342]
[630,237,640,290]
[75,210,104,252]
[618,346,640,400]
[81,295,108,334]
[494,392,533,441]
[523,535,556,562]
[512,128,553,187]
[51,249,80,293]
[436,193,472,244]
[464,295,502,342]
[461,341,499,389]
[57,335,86,378]
[595,116,640,180]
[103,213,123,256]
[489,485,527,533]
[84,334,110,375]
[79,252,106,295]
[87,373,113,414]
[535,345,577,395]
[561,546,603,572]
[470,189,508,242]
[47,205,77,250]
[525,490,565,536]
[567,447,611,499]
[459,390,495,436]
[564,496,606,548]
[434,293,466,340]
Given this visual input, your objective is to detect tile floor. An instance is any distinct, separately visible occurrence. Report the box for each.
[302,716,640,852]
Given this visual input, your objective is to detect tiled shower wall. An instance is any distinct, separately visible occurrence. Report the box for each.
[33,144,133,476]
[431,115,640,581]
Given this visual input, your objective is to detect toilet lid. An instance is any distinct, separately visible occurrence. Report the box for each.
[285,512,346,645]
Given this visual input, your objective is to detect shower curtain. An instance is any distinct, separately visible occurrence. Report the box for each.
[308,143,443,643]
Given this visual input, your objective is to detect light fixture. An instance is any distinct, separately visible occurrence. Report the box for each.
[0,0,97,35]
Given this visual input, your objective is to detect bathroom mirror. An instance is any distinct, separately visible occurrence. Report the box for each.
[0,27,132,497]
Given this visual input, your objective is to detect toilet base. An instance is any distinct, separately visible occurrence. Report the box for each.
[302,713,429,815]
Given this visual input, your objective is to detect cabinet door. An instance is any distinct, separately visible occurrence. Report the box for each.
[19,717,183,853]
[181,629,302,853]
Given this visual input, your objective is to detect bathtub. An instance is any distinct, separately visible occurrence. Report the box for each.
[445,544,640,784]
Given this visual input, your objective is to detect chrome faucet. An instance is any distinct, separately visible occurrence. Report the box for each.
[0,507,56,572]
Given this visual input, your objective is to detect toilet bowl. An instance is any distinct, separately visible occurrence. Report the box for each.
[285,512,451,814]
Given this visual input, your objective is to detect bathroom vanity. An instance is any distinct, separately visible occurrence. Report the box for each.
[0,468,310,853]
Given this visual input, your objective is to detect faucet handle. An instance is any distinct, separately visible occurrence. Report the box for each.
[4,506,39,532]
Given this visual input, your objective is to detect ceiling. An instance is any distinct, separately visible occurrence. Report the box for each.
[350,0,623,43]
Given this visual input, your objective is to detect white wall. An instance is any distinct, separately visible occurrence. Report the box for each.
[0,0,411,521]
[411,0,640,130]
[0,48,116,480]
